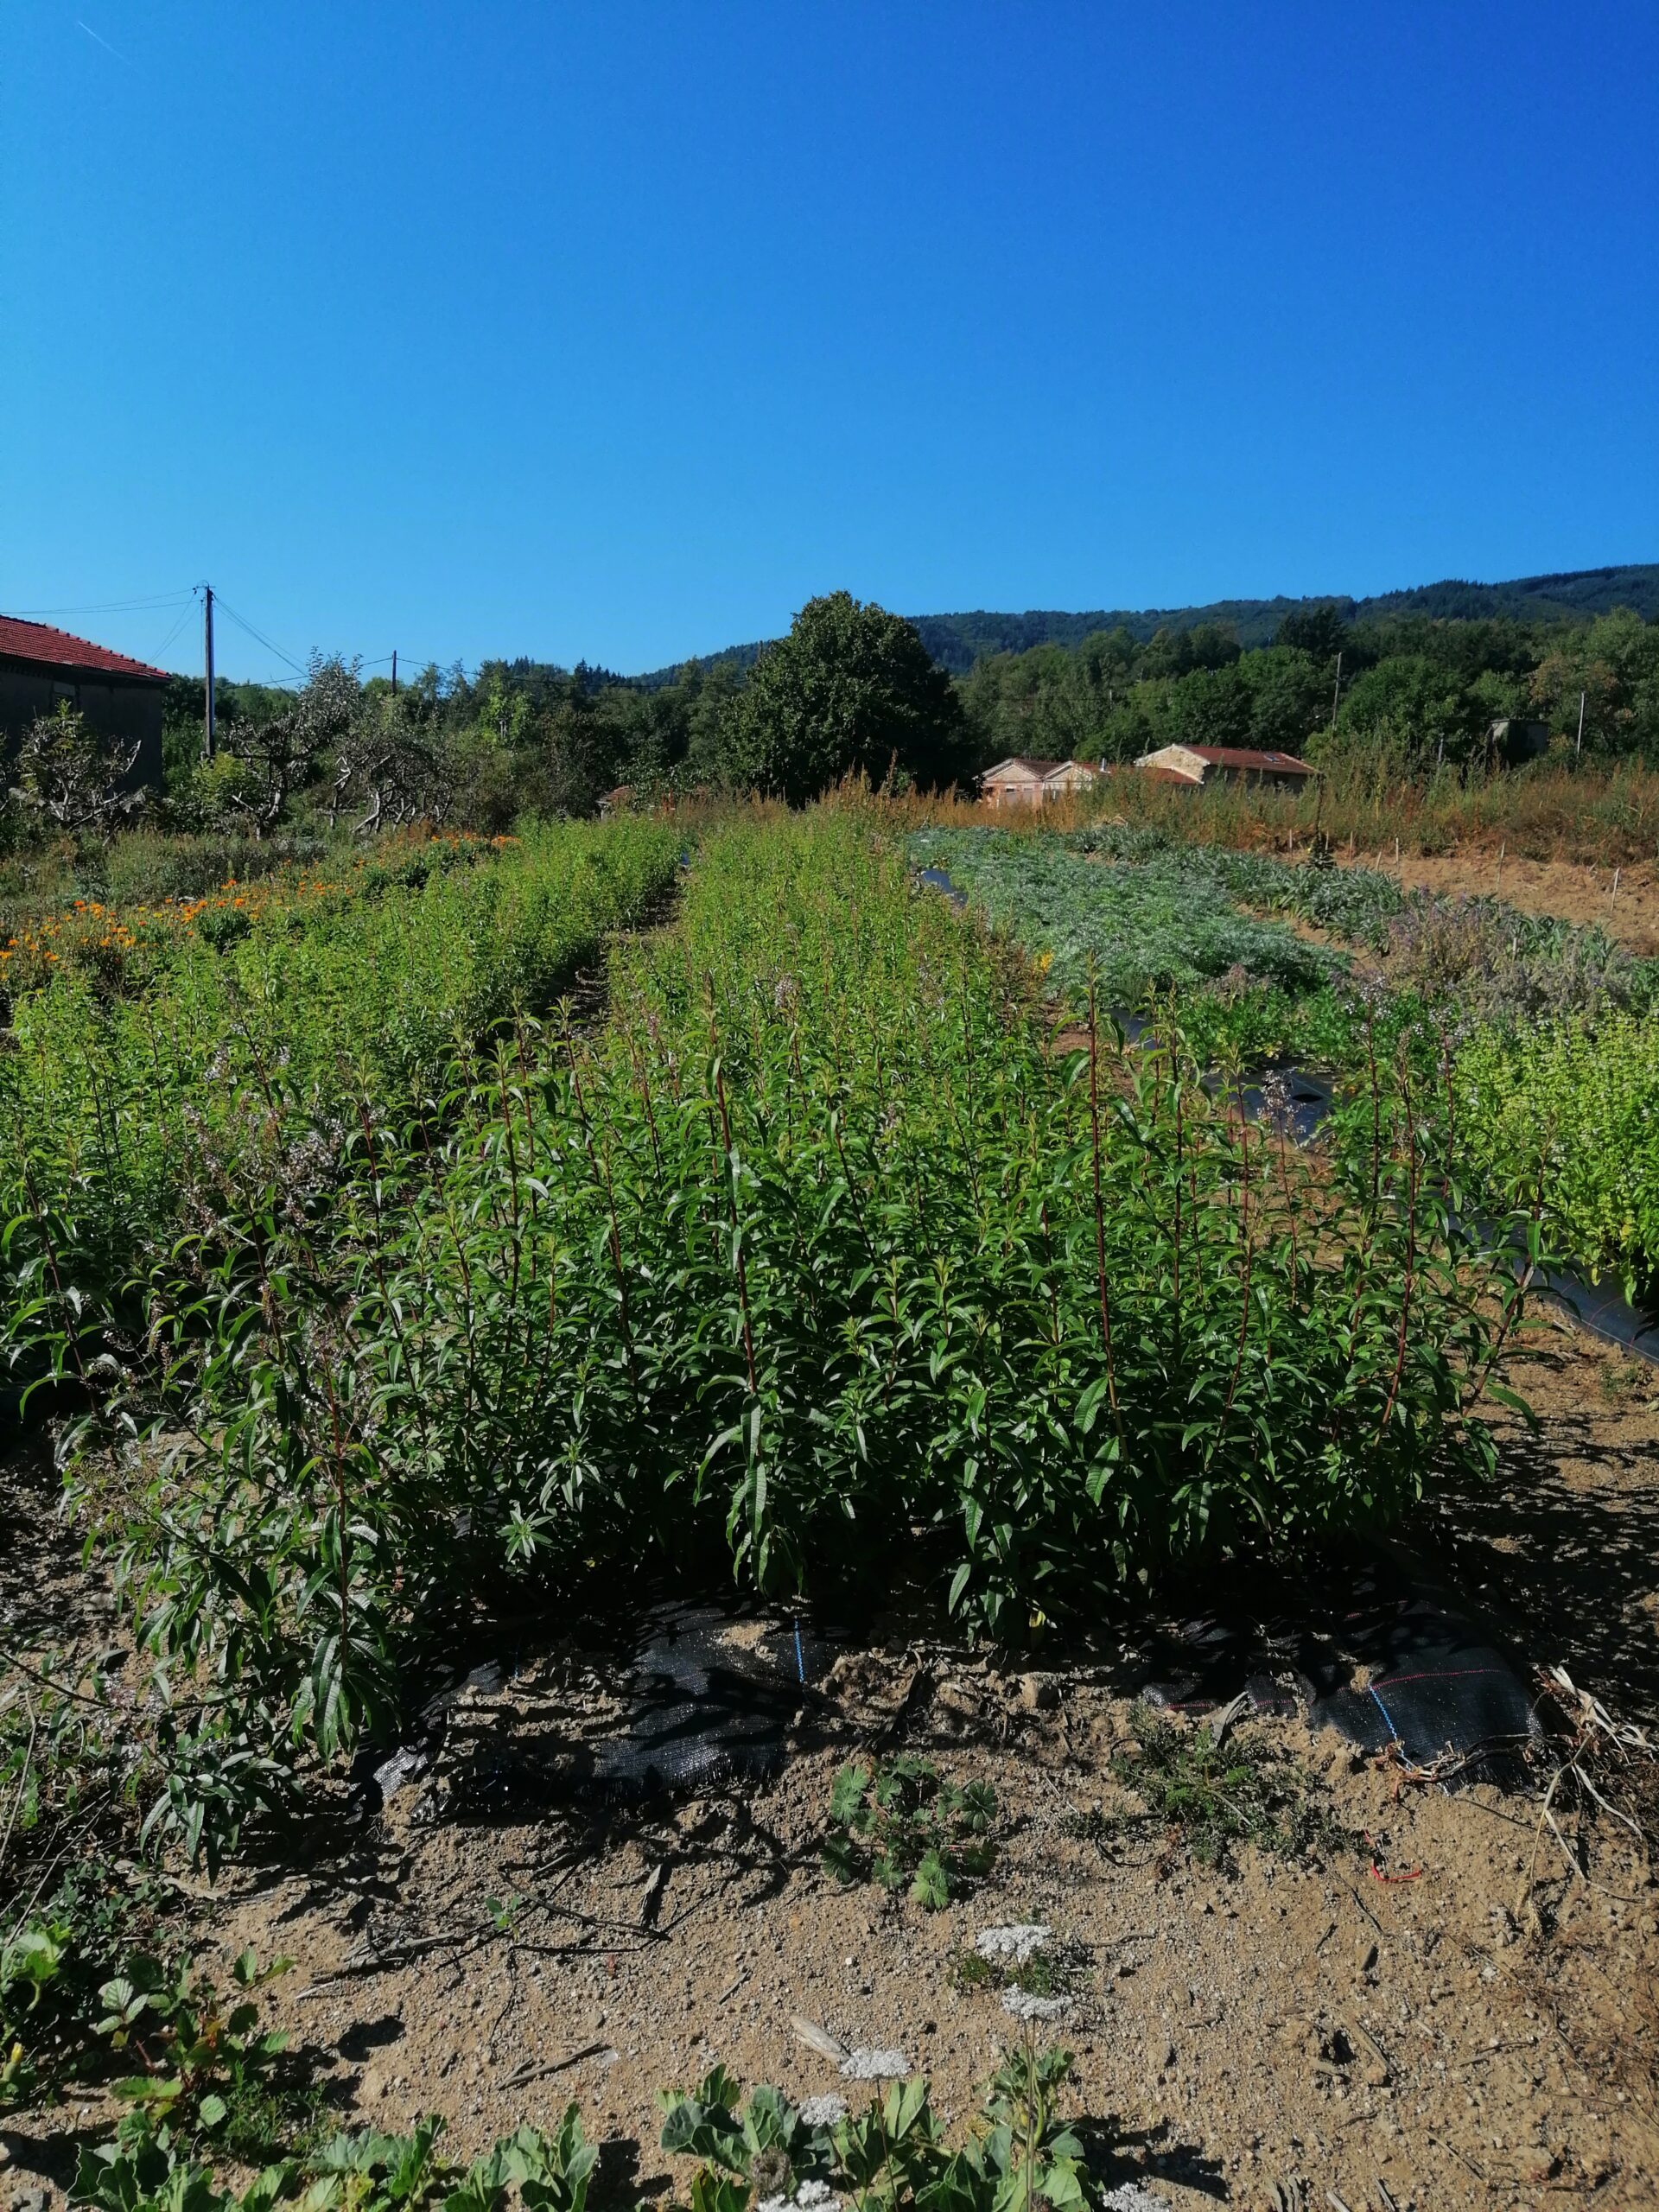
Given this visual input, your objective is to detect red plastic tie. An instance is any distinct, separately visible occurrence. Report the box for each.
[1363,1828,1424,1883]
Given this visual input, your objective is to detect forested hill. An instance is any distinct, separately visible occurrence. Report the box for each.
[638,563,1659,680]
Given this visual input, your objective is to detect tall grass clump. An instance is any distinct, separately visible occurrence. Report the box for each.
[891,757,1659,865]
[0,817,683,1427]
[7,809,1533,1864]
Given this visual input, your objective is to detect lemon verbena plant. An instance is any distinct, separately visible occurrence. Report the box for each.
[8,809,1526,1865]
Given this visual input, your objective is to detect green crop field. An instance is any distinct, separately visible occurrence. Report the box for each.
[911,821,1659,1295]
[0,803,1539,1872]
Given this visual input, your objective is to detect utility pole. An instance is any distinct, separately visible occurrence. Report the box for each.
[201,583,216,760]
[391,648,398,698]
[1329,650,1344,733]
[1576,688,1586,758]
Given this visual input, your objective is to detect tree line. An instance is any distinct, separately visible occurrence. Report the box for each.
[11,588,1657,846]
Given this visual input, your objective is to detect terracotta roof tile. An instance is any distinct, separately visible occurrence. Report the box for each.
[0,615,172,681]
[1182,746,1316,773]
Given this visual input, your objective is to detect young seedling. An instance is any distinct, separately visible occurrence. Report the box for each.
[822,1756,997,1910]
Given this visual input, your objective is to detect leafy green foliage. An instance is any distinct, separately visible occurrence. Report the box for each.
[658,2068,827,2190]
[909,826,1344,1009]
[1084,1708,1346,1871]
[2,1866,180,2110]
[822,1757,997,1908]
[2,1880,304,2162]
[8,810,1526,1866]
[1456,1010,1659,1298]
[729,594,967,801]
[72,2105,596,2212]
[660,2049,1094,2212]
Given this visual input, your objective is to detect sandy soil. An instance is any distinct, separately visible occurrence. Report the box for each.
[189,1636,1654,2212]
[9,1316,1654,2212]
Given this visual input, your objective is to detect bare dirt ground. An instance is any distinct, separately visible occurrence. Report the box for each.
[7,1320,1655,2212]
[1330,850,1659,957]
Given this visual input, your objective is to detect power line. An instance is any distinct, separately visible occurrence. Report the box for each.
[11,589,194,619]
[211,594,308,677]
[153,601,197,662]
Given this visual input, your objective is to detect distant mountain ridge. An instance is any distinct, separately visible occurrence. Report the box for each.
[634,563,1659,682]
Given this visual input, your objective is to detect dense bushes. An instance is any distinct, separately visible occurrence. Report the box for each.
[8,810,1528,1862]
[1457,1013,1659,1298]
[0,817,683,1423]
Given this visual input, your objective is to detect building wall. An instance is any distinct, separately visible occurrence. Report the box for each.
[982,774,1047,808]
[0,662,166,791]
[1043,764,1098,795]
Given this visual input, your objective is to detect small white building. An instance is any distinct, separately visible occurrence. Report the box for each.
[978,756,1103,808]
[1134,744,1317,791]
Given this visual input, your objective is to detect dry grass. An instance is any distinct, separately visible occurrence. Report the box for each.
[877,758,1659,865]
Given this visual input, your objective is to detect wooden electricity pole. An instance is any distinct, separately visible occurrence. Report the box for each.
[1576,688,1586,758]
[1329,650,1344,733]
[202,583,216,760]
[391,648,398,698]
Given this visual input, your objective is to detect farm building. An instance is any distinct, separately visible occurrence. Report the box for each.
[0,615,171,790]
[1487,716,1549,765]
[1134,742,1317,791]
[978,755,1103,807]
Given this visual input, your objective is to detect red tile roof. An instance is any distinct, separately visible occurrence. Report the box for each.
[0,615,172,682]
[1182,746,1316,774]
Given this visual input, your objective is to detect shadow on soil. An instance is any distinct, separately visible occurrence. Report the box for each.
[1409,1409,1659,1726]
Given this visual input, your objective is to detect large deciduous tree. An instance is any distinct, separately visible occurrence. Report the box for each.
[730,592,969,802]
[213,653,363,832]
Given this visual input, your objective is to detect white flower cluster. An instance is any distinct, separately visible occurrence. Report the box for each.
[974,1922,1052,1964]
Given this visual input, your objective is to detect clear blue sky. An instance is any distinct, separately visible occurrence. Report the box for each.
[3,2,1656,683]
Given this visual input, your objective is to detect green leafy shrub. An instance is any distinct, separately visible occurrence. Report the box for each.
[822,1757,997,1908]
[658,2049,1094,2212]
[1456,1010,1659,1297]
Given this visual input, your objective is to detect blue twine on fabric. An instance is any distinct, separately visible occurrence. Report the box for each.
[1369,1681,1402,1743]
[793,1618,806,1685]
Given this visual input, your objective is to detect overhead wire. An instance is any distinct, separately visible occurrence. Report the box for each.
[153,601,198,664]
[211,594,308,677]
[11,589,194,619]
[13,580,465,690]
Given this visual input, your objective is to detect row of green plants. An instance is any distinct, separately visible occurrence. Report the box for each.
[911,823,1650,1050]
[908,825,1344,1046]
[912,822,1659,1293]
[9,806,1530,1866]
[0,815,683,1421]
